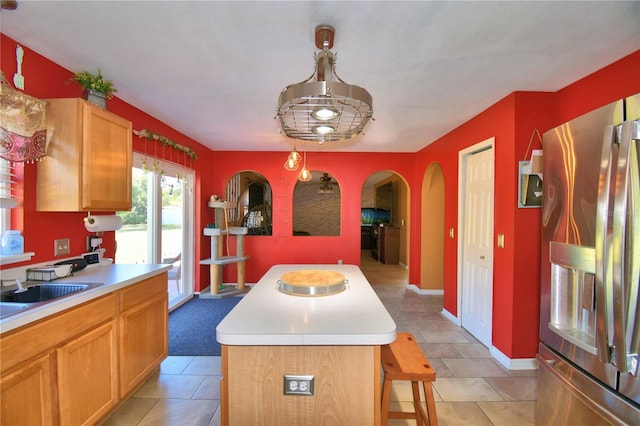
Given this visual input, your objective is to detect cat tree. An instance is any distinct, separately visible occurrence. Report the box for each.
[200,200,249,298]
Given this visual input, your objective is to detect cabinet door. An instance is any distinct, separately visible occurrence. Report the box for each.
[0,354,55,426]
[119,291,168,397]
[57,321,118,426]
[383,227,400,265]
[378,227,386,262]
[81,103,132,210]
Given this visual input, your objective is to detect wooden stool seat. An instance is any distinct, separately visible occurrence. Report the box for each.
[381,332,438,425]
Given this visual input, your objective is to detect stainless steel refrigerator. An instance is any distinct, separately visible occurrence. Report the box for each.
[537,94,639,425]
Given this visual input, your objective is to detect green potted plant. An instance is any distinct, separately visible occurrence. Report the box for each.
[69,69,117,109]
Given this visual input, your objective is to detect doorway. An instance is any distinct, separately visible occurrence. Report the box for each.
[360,171,409,286]
[116,153,195,310]
[458,138,494,347]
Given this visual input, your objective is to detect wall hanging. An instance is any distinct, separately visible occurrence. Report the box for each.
[0,71,47,163]
[519,128,543,208]
[134,129,197,173]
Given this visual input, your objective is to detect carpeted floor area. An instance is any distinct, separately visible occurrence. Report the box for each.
[168,296,242,356]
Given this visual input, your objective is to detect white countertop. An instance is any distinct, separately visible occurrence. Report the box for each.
[216,264,396,346]
[0,263,170,333]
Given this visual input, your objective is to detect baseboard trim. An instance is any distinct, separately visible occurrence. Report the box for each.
[406,284,444,295]
[441,308,460,325]
[490,346,539,370]
[439,310,538,370]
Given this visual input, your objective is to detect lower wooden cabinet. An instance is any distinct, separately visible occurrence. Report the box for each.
[0,272,168,425]
[377,225,399,264]
[119,274,168,396]
[57,321,118,426]
[0,354,54,426]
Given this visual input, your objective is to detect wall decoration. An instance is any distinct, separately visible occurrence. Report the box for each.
[0,71,47,162]
[519,129,543,208]
[519,158,543,208]
[133,129,198,161]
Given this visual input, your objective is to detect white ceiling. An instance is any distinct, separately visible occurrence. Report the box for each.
[2,1,639,153]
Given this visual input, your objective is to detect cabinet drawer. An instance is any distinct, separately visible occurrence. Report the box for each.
[119,273,167,312]
[0,294,117,373]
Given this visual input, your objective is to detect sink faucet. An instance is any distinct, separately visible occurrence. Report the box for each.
[13,279,27,293]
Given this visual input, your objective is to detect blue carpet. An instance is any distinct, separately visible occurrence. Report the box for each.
[168,296,242,356]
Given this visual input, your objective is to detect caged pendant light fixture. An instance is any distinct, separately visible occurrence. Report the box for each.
[276,25,373,144]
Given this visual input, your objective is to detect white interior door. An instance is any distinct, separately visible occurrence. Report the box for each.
[460,144,494,347]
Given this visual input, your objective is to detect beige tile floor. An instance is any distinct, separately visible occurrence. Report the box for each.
[104,254,538,425]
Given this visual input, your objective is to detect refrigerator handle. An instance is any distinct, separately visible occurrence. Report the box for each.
[612,120,640,374]
[627,122,640,376]
[595,125,615,364]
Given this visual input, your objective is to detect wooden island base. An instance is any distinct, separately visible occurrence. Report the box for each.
[221,344,381,426]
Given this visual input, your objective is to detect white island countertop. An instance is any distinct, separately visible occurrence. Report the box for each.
[0,263,170,333]
[216,264,396,346]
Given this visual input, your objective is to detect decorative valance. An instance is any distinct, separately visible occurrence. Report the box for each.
[0,72,47,163]
[133,129,198,160]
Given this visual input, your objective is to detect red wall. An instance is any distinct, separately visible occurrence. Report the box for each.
[415,50,640,359]
[208,151,416,284]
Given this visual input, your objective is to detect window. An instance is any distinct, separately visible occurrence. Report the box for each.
[0,159,16,236]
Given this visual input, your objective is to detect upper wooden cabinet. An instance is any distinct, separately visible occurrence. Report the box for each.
[37,98,132,211]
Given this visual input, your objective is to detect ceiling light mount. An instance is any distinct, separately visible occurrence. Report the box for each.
[314,25,335,50]
[276,25,373,143]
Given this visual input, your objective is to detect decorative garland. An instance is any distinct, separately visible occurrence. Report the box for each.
[133,129,198,160]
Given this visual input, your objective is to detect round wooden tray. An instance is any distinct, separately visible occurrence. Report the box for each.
[278,270,347,297]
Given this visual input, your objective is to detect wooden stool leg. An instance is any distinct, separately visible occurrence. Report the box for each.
[380,377,392,425]
[411,381,424,425]
[422,381,438,426]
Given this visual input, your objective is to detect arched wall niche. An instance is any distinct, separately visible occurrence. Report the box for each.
[225,170,272,235]
[420,162,445,290]
[292,170,341,236]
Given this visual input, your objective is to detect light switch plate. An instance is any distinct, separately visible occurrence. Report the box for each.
[54,238,70,256]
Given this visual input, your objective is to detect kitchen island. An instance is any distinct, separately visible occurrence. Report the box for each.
[217,264,396,426]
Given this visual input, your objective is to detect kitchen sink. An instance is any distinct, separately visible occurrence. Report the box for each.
[1,283,89,303]
[0,302,31,318]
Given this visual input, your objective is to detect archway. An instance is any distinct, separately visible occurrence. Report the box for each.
[360,171,410,285]
[225,171,272,235]
[420,163,445,292]
[292,170,341,236]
